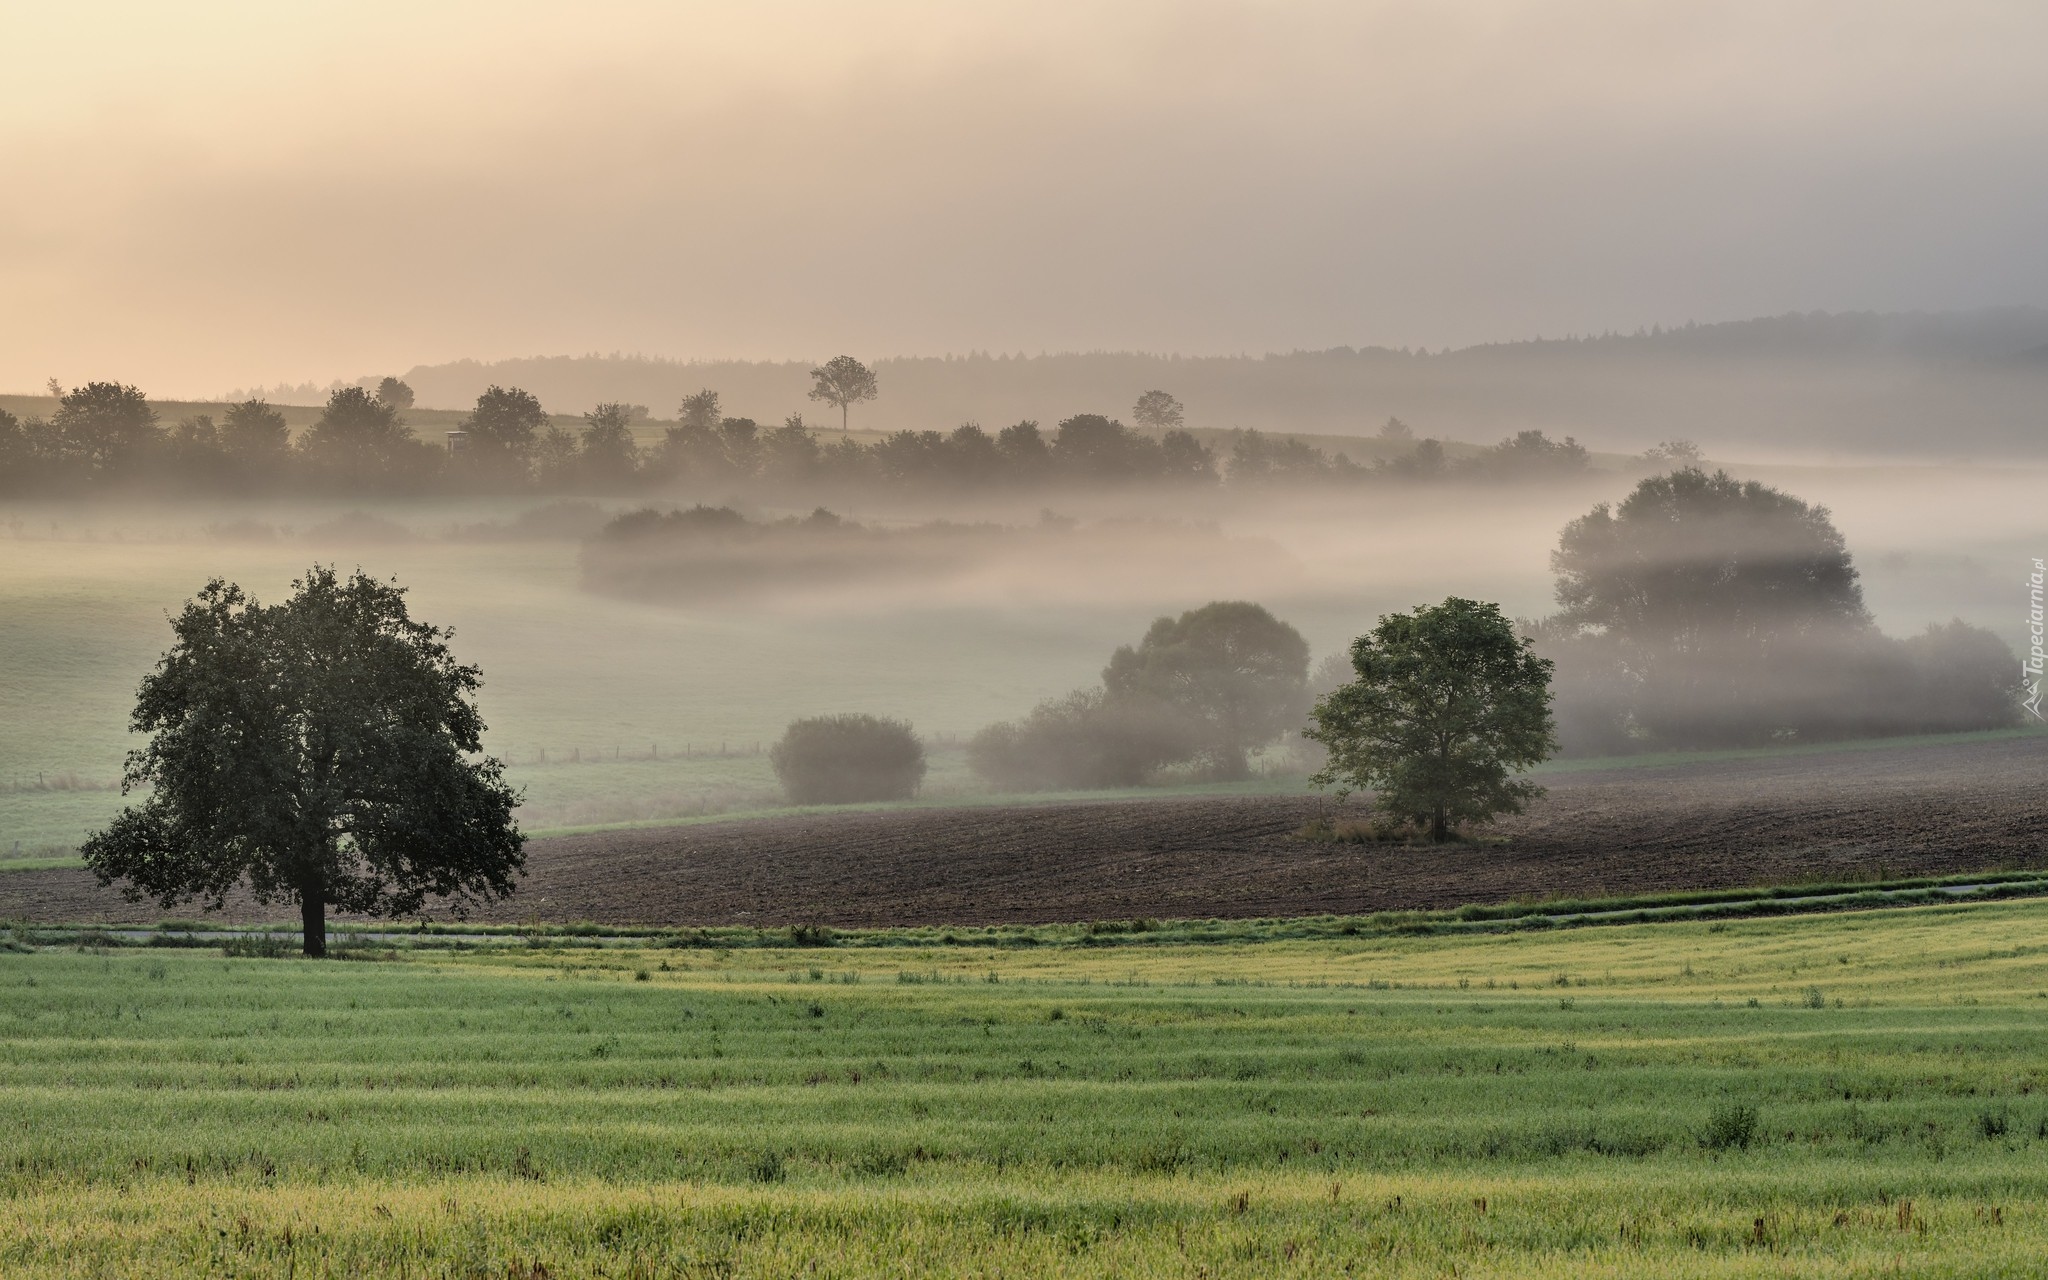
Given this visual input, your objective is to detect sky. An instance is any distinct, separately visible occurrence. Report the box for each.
[4,0,2047,396]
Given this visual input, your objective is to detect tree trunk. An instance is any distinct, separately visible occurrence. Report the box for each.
[301,893,326,958]
[841,403,849,433]
[1431,805,1448,843]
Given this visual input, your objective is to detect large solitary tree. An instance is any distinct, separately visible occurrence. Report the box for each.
[80,568,525,956]
[808,356,878,432]
[1308,597,1555,842]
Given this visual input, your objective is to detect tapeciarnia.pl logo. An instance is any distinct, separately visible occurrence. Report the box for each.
[2027,558,2045,721]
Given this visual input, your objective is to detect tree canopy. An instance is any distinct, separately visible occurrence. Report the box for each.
[1308,597,1555,841]
[579,402,640,487]
[375,377,415,410]
[769,714,926,804]
[807,356,879,432]
[299,386,418,488]
[1536,467,2019,746]
[461,385,551,472]
[1553,467,1868,648]
[51,381,159,478]
[1131,390,1185,432]
[1548,467,1870,743]
[220,399,291,467]
[677,389,722,432]
[1103,600,1310,779]
[0,378,1628,499]
[80,567,525,956]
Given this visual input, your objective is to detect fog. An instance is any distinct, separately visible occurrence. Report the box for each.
[3,454,2040,851]
[5,1,2046,856]
[6,2,2048,394]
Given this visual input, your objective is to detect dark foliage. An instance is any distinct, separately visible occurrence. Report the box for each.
[1536,469,2020,749]
[579,505,1265,603]
[770,714,926,804]
[807,356,879,433]
[79,567,524,956]
[1102,601,1310,779]
[300,386,432,489]
[967,690,1197,791]
[0,377,1612,500]
[1309,598,1556,841]
[969,601,1308,791]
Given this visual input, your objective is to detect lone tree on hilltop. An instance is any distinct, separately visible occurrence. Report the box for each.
[808,356,878,432]
[1131,390,1185,433]
[770,714,926,804]
[1103,600,1310,780]
[80,567,524,957]
[1307,597,1555,842]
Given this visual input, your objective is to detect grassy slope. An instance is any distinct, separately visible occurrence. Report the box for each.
[5,900,2048,1275]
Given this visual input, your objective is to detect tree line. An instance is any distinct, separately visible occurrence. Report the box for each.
[1,371,1608,498]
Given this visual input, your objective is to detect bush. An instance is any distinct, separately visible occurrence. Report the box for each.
[967,689,1195,791]
[770,714,926,804]
[1700,1102,1759,1151]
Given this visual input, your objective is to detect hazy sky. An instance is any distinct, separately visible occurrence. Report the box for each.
[5,0,2046,396]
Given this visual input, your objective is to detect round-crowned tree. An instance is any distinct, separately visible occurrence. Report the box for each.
[1308,597,1556,842]
[1548,466,1871,744]
[1102,600,1310,779]
[80,567,524,956]
[770,714,926,804]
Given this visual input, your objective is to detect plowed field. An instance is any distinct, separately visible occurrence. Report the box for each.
[5,734,2043,927]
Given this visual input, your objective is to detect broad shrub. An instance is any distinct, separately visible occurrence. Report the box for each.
[770,714,926,804]
[966,689,1194,791]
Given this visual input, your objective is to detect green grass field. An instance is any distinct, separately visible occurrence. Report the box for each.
[6,898,2048,1275]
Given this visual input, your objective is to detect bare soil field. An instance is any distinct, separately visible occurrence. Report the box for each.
[4,735,2043,927]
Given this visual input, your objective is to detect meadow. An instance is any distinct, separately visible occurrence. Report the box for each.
[5,899,2048,1275]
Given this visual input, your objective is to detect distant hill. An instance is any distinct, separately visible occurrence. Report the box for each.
[369,307,2048,460]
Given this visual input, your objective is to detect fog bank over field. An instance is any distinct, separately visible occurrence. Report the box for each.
[0,444,2040,853]
[378,309,2048,461]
